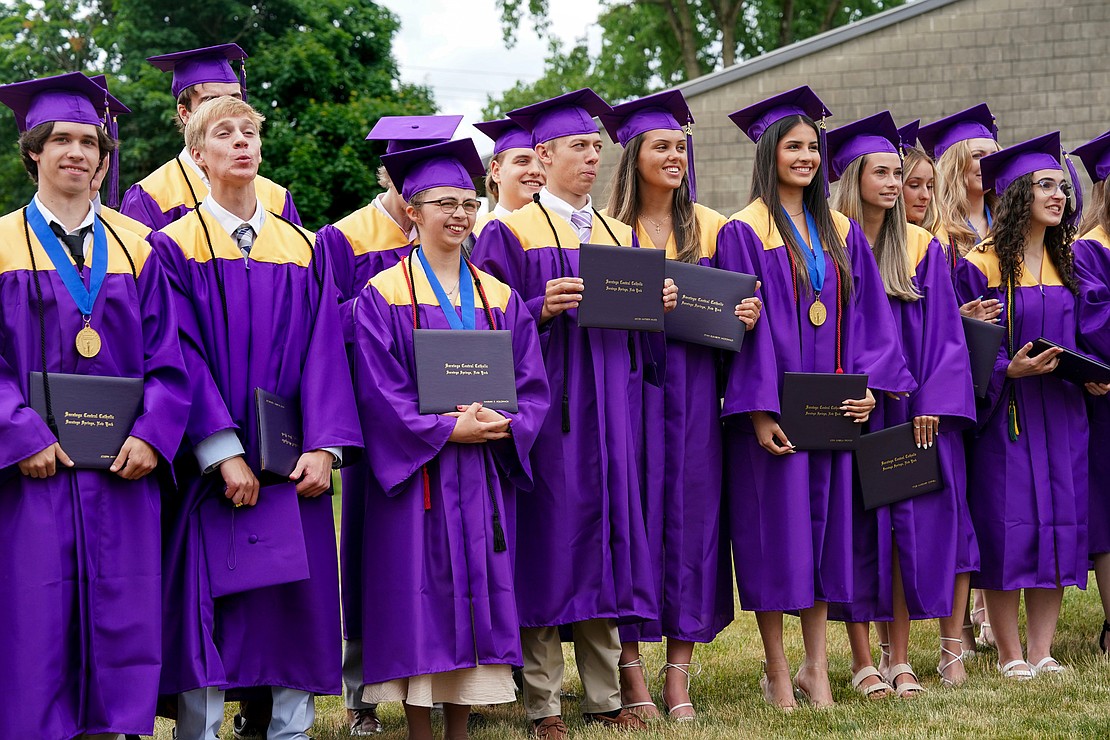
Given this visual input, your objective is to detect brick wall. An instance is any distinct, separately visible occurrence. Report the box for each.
[594,0,1110,217]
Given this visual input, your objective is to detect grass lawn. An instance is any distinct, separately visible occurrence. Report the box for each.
[149,492,1110,738]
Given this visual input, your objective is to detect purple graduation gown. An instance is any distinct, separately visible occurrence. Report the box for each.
[471,202,659,626]
[1070,229,1110,556]
[718,200,915,612]
[617,205,734,644]
[0,210,189,739]
[954,244,1088,590]
[149,206,362,696]
[831,227,978,623]
[120,157,301,231]
[352,258,549,683]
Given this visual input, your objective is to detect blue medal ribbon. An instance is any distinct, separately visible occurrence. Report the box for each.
[415,248,475,330]
[782,206,825,293]
[968,205,993,244]
[26,199,108,318]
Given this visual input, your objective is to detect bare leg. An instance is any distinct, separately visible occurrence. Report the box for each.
[755,611,796,710]
[1025,587,1065,669]
[795,603,834,707]
[661,638,696,719]
[618,640,660,718]
[961,589,977,653]
[938,572,971,685]
[873,621,891,677]
[402,702,434,740]
[443,703,471,740]
[981,589,1023,670]
[887,548,922,696]
[846,622,888,697]
[1094,554,1110,623]
[972,588,995,646]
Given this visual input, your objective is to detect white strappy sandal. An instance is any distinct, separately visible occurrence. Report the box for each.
[998,658,1034,680]
[938,636,968,687]
[618,656,661,719]
[659,662,701,722]
[1031,656,1067,676]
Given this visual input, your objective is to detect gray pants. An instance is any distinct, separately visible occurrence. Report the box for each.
[520,618,622,720]
[343,638,374,710]
[177,686,315,740]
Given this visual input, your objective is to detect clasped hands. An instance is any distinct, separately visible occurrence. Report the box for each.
[18,435,157,480]
[220,448,335,508]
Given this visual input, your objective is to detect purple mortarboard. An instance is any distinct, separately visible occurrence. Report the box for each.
[598,89,698,200]
[1072,130,1110,184]
[473,118,532,156]
[147,43,247,100]
[88,74,130,207]
[381,138,485,201]
[917,103,997,159]
[898,119,920,150]
[507,88,612,147]
[0,71,108,132]
[728,86,833,195]
[366,115,463,155]
[981,131,1082,225]
[826,111,900,183]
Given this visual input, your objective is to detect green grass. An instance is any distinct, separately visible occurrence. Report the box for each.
[147,492,1110,738]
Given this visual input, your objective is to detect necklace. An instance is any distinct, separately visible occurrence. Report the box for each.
[787,209,804,217]
[641,213,672,234]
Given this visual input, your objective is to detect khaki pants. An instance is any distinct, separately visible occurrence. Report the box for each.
[520,618,621,720]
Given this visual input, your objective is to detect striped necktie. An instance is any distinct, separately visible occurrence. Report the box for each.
[234,223,255,263]
[569,209,593,242]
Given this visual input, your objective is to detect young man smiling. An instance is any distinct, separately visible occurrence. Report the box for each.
[472,89,676,738]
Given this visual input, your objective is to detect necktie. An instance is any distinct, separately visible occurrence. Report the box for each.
[234,223,255,262]
[569,209,593,242]
[50,222,91,269]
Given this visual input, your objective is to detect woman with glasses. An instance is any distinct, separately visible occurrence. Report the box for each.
[954,133,1106,679]
[350,139,550,740]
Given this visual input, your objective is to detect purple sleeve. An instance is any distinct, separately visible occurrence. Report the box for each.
[119,185,171,232]
[1073,238,1110,362]
[0,357,56,470]
[315,224,360,345]
[472,222,545,325]
[281,190,303,227]
[954,257,1009,422]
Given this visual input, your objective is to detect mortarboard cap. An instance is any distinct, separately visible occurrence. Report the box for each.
[88,74,131,208]
[917,103,997,159]
[366,114,463,155]
[147,43,247,99]
[599,90,699,200]
[473,118,532,156]
[88,75,130,119]
[0,71,109,133]
[727,86,831,144]
[980,131,1083,226]
[826,111,900,183]
[381,138,486,202]
[898,119,920,151]
[507,88,611,147]
[1071,130,1110,184]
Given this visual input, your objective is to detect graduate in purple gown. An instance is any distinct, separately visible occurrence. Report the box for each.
[954,132,1107,680]
[827,112,978,696]
[599,91,762,721]
[473,118,546,235]
[148,96,362,740]
[120,44,300,231]
[351,137,549,740]
[0,72,189,740]
[472,88,677,736]
[716,87,915,710]
[1066,129,1110,654]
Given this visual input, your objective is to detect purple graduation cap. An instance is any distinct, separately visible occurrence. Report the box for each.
[365,115,464,155]
[88,74,131,208]
[898,119,920,151]
[473,118,532,156]
[506,88,612,147]
[825,111,900,183]
[980,131,1082,225]
[1072,129,1110,184]
[917,103,998,160]
[381,138,486,201]
[0,71,109,132]
[727,85,833,195]
[599,89,699,200]
[147,43,248,100]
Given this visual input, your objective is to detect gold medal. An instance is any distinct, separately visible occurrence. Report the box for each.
[75,320,101,358]
[808,298,827,327]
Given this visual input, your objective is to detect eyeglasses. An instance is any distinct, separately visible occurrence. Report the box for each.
[1033,178,1072,198]
[416,198,481,215]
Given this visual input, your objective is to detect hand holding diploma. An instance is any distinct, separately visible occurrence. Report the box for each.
[842,388,876,424]
[1007,342,1061,378]
[446,401,512,443]
[541,277,584,323]
[18,442,74,478]
[1086,382,1110,397]
[913,415,940,449]
[292,449,335,497]
[662,277,678,313]
[111,436,158,479]
[735,280,763,329]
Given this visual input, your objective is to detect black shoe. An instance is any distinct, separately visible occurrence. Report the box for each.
[1100,620,1110,654]
[233,712,267,740]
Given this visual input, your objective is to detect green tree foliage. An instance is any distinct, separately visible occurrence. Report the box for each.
[0,0,434,228]
[485,0,904,117]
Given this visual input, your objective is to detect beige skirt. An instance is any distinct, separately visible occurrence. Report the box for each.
[362,664,516,708]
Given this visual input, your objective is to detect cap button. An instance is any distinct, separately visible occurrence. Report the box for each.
[248,534,259,544]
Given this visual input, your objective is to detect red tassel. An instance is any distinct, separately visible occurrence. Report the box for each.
[422,466,431,511]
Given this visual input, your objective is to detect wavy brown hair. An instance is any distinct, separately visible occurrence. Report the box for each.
[985,174,1077,293]
[902,146,942,235]
[749,114,852,301]
[936,139,1000,256]
[1079,180,1110,238]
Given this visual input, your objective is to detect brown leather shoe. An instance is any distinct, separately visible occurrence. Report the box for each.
[531,715,570,740]
[348,706,384,735]
[583,708,649,731]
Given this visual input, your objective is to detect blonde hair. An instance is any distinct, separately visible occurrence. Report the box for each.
[1079,180,1110,238]
[935,139,998,257]
[485,151,508,202]
[184,97,265,161]
[832,155,920,302]
[902,146,942,235]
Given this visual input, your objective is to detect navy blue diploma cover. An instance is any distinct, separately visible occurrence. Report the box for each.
[1031,338,1110,385]
[28,372,143,468]
[413,329,519,414]
[664,261,757,351]
[961,316,1005,398]
[576,243,665,331]
[255,389,302,479]
[779,372,869,450]
[200,482,310,598]
[855,422,943,510]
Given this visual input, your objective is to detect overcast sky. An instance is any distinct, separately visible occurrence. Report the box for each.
[378,0,603,155]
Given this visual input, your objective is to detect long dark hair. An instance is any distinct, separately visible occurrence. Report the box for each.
[748,114,851,301]
[606,132,701,264]
[987,175,1077,293]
